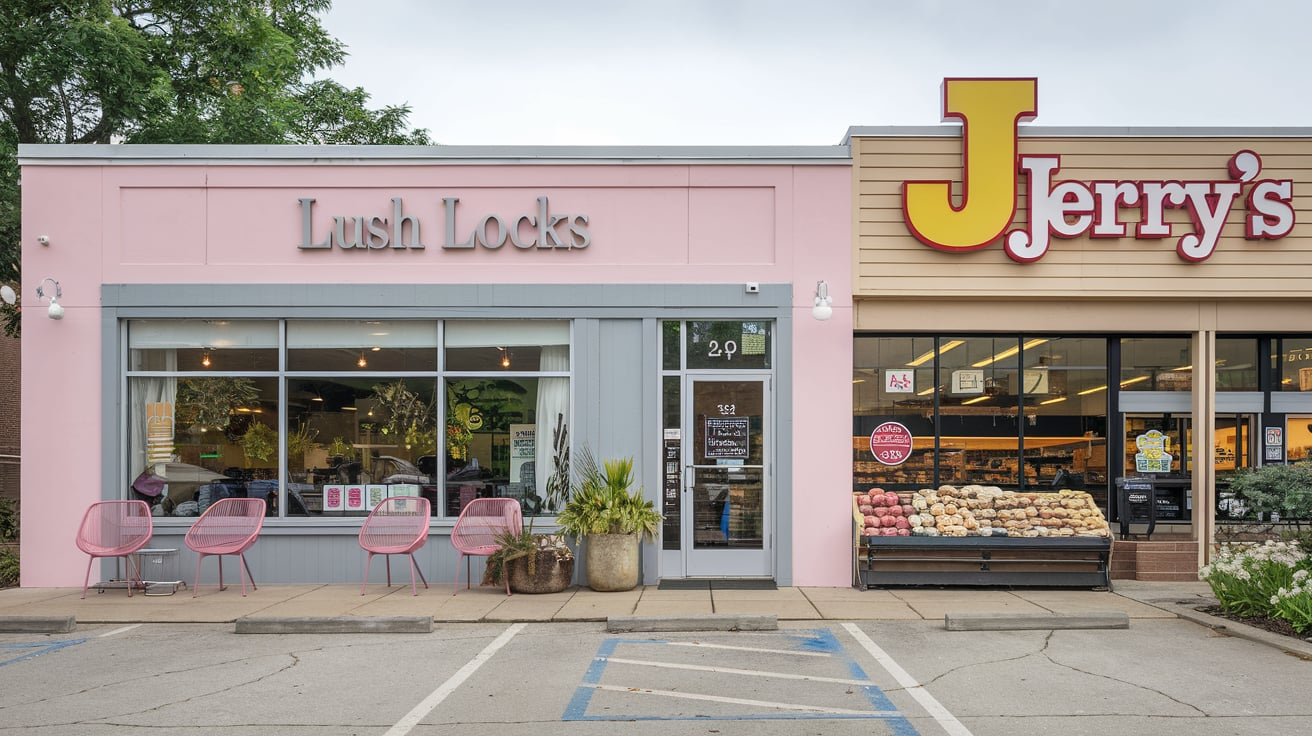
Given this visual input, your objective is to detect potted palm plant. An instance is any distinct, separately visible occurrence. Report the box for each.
[555,449,662,592]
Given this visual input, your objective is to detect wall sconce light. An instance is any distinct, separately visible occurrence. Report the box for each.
[35,277,62,320]
[811,280,832,321]
[0,284,14,306]
[357,352,368,368]
[500,348,511,369]
[201,349,212,368]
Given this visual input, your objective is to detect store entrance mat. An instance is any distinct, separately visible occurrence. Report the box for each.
[657,578,777,591]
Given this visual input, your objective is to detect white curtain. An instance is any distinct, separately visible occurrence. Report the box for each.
[535,345,570,512]
[128,352,177,488]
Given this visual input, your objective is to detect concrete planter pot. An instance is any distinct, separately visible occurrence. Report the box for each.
[585,533,640,591]
[506,551,575,594]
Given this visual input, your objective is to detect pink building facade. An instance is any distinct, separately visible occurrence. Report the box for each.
[17,145,853,588]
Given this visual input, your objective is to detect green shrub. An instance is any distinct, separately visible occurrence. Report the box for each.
[1227,462,1312,521]
[0,547,17,588]
[0,498,17,542]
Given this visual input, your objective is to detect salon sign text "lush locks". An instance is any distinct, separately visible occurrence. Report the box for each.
[297,196,590,251]
[901,78,1296,263]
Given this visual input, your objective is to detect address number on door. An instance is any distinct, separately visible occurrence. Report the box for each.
[707,340,738,360]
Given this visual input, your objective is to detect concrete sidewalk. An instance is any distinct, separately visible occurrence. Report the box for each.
[0,580,1213,625]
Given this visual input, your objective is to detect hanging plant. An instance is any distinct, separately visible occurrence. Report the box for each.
[176,377,260,432]
[240,422,277,466]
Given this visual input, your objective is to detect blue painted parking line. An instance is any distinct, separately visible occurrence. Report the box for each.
[563,628,919,733]
[0,638,87,667]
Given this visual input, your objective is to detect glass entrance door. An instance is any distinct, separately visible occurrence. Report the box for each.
[684,376,771,577]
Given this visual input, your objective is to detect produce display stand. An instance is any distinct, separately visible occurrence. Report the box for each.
[854,534,1111,589]
[851,487,1112,590]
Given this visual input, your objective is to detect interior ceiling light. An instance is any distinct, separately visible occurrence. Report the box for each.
[907,340,964,367]
[972,338,1049,368]
[961,396,991,405]
[1119,376,1150,387]
[1039,396,1067,405]
[1077,385,1107,396]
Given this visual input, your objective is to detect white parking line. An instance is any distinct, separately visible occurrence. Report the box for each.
[97,625,142,638]
[843,623,975,736]
[603,656,874,686]
[383,623,525,736]
[666,641,831,657]
[584,683,898,716]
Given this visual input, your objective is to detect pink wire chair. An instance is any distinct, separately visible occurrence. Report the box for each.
[184,497,266,597]
[450,497,522,595]
[75,500,153,599]
[359,496,432,596]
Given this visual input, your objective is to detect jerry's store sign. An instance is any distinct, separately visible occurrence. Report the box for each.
[901,78,1296,263]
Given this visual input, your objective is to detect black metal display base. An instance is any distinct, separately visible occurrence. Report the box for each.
[856,536,1112,590]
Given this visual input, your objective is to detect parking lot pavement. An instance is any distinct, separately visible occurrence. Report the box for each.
[4,612,1309,736]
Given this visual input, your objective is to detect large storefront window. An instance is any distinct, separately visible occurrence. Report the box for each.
[1277,336,1312,391]
[854,335,1108,504]
[1119,336,1193,391]
[125,319,570,520]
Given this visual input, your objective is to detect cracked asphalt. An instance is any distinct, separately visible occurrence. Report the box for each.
[0,618,1308,735]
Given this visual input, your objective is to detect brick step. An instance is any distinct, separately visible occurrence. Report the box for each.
[1111,538,1201,580]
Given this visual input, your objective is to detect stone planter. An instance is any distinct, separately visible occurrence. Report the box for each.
[585,533,640,591]
[506,550,575,594]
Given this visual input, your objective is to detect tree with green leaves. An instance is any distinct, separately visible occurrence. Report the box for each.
[0,0,432,336]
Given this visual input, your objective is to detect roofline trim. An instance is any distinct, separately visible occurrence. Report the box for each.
[18,143,851,166]
[842,124,1312,143]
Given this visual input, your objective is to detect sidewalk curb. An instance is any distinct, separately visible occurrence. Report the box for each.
[235,616,433,634]
[0,615,76,634]
[945,611,1129,631]
[607,614,777,632]
[1170,605,1312,659]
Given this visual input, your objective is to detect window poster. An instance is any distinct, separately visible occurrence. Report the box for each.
[323,484,344,512]
[344,485,366,511]
[509,424,536,491]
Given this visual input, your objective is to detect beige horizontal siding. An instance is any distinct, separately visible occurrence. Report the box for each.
[853,134,1311,302]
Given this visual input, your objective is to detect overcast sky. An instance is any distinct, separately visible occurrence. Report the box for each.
[320,0,1312,146]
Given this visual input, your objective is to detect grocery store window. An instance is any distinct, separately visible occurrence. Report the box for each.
[1215,338,1258,391]
[853,336,1107,502]
[1119,336,1192,391]
[1277,336,1312,391]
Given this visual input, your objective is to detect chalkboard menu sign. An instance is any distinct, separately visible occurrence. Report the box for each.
[705,417,750,459]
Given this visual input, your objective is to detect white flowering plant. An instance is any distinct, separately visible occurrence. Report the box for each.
[1200,540,1311,622]
[1269,568,1312,634]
